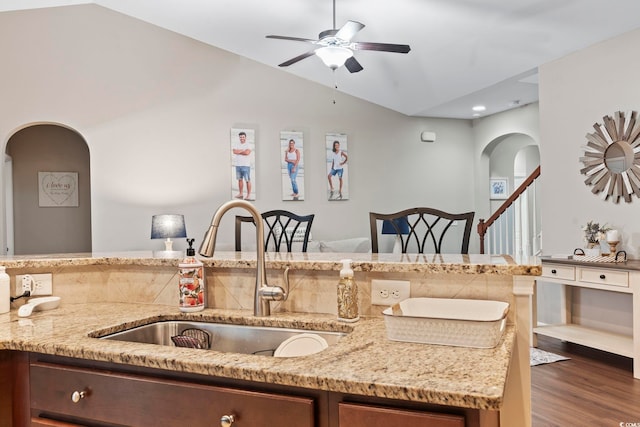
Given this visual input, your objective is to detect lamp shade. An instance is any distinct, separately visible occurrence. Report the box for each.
[315,46,353,70]
[151,214,187,240]
[381,217,410,235]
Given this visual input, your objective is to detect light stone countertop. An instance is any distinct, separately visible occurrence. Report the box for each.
[0,302,515,411]
[0,251,541,275]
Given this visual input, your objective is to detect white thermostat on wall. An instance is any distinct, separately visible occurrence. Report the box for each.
[420,131,436,143]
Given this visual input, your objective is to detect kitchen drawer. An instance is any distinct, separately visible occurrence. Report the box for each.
[30,362,314,427]
[542,264,575,281]
[579,267,629,288]
[31,418,82,426]
[338,402,465,427]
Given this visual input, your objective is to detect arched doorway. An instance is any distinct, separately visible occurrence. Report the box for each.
[5,124,91,255]
[481,132,540,256]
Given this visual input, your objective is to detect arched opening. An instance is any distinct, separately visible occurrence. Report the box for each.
[5,124,91,255]
[480,132,540,256]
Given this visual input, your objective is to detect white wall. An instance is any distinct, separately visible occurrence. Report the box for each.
[539,28,640,258]
[535,27,640,330]
[0,5,476,253]
[471,104,540,236]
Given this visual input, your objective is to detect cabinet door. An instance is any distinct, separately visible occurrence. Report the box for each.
[338,402,464,427]
[31,362,314,427]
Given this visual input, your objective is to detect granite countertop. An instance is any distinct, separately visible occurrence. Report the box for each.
[0,251,541,275]
[0,302,515,411]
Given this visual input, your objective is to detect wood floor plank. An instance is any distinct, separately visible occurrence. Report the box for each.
[532,335,640,426]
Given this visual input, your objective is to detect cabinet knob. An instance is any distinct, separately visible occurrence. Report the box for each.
[71,390,86,403]
[551,269,557,274]
[600,274,606,280]
[221,415,235,426]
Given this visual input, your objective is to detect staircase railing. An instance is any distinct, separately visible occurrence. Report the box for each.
[477,166,541,254]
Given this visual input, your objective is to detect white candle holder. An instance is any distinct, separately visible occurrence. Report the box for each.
[606,229,621,255]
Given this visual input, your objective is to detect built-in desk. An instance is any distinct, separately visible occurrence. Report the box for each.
[535,257,640,378]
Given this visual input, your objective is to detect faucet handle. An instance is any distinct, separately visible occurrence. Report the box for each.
[259,267,290,302]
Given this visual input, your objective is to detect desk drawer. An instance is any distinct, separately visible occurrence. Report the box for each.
[579,267,629,287]
[542,264,575,281]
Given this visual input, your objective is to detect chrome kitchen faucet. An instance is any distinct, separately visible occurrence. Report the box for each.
[199,200,288,316]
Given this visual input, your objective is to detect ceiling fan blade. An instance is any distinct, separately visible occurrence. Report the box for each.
[351,41,411,54]
[266,35,318,44]
[277,51,316,67]
[334,20,365,41]
[344,56,363,73]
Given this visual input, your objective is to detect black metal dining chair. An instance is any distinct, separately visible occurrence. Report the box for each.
[235,210,315,252]
[369,207,475,254]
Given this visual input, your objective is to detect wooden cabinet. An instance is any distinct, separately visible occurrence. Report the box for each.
[30,361,314,427]
[536,259,640,378]
[18,353,499,427]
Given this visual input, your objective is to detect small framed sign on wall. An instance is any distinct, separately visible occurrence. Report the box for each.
[38,172,78,207]
[490,178,508,200]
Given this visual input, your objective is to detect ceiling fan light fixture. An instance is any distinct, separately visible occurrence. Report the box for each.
[315,46,353,70]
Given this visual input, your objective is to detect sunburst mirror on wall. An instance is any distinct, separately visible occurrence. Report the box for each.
[580,110,640,203]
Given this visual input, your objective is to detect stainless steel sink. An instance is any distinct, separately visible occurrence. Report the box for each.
[98,321,346,356]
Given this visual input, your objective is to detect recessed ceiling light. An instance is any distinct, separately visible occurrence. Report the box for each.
[472,113,481,117]
[472,105,486,112]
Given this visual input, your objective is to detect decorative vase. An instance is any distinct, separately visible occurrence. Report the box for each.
[584,243,601,257]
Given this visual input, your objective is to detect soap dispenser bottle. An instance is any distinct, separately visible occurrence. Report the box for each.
[0,266,9,314]
[179,238,205,312]
[337,259,359,322]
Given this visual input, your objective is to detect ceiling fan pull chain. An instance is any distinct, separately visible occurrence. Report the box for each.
[333,70,338,104]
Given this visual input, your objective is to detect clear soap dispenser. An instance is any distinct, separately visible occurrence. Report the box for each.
[337,259,359,322]
[179,238,205,312]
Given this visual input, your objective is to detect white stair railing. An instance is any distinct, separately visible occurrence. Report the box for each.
[478,166,541,256]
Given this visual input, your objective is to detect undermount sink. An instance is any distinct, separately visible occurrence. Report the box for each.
[97,320,347,357]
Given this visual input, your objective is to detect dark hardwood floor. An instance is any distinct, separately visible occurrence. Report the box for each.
[532,335,640,426]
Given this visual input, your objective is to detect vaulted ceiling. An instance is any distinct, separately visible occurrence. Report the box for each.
[4,0,640,119]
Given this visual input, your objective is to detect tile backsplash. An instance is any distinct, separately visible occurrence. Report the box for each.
[7,264,515,322]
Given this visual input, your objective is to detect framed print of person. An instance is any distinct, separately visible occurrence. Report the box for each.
[230,128,256,201]
[326,133,349,200]
[280,131,304,201]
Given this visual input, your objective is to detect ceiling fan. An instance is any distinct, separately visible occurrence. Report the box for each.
[265,0,411,73]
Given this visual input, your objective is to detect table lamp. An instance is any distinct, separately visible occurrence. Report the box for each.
[151,214,187,256]
[381,217,410,254]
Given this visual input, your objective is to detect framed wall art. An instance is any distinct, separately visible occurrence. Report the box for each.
[490,178,508,200]
[230,128,256,201]
[280,131,304,201]
[326,133,349,201]
[38,172,78,207]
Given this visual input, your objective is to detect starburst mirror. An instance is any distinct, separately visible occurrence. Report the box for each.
[580,111,640,203]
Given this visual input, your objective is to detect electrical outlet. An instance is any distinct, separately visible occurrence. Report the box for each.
[371,279,410,305]
[16,273,53,296]
[16,275,33,294]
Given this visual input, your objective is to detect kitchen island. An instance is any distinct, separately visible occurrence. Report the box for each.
[0,251,539,426]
